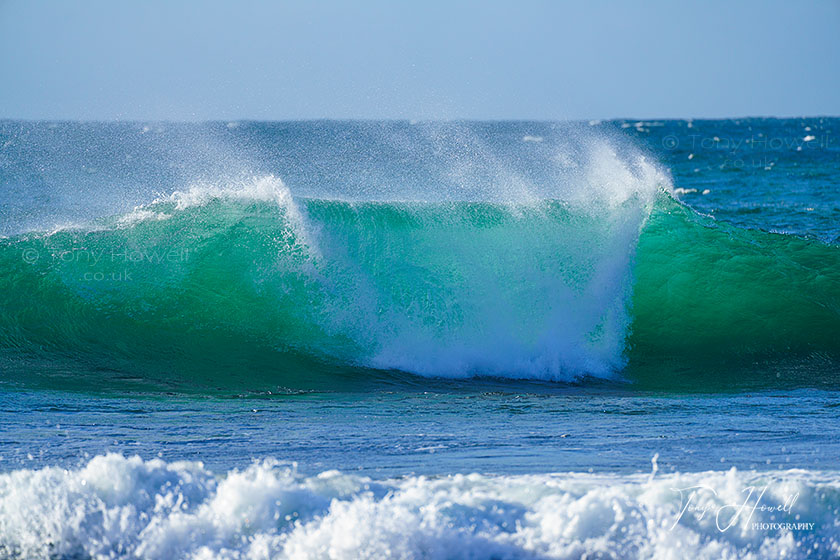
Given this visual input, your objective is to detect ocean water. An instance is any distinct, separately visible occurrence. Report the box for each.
[0,119,839,558]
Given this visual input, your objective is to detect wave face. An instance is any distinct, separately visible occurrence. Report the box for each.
[1,177,839,390]
[1,453,838,559]
[629,195,840,387]
[0,163,658,384]
[1,120,838,390]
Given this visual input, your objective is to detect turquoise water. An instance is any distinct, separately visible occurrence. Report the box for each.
[1,119,839,558]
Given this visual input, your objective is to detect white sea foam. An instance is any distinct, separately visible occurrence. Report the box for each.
[161,174,297,212]
[115,208,172,227]
[0,454,837,559]
[578,142,669,208]
[366,142,669,379]
[151,174,319,258]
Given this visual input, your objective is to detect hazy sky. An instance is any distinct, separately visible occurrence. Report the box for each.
[2,0,839,120]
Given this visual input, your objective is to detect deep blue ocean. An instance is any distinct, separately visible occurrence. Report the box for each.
[1,119,839,558]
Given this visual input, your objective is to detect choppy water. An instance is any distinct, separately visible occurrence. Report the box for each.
[1,119,839,558]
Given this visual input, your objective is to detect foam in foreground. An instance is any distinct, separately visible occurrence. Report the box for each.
[0,454,838,559]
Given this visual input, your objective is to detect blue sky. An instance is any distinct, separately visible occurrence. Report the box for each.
[1,0,838,120]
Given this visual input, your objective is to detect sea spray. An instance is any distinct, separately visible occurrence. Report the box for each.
[1,120,838,390]
[0,138,675,384]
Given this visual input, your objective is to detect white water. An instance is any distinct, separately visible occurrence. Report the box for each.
[0,454,837,559]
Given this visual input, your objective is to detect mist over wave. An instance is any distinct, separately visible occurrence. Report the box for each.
[0,120,838,390]
[0,131,671,384]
